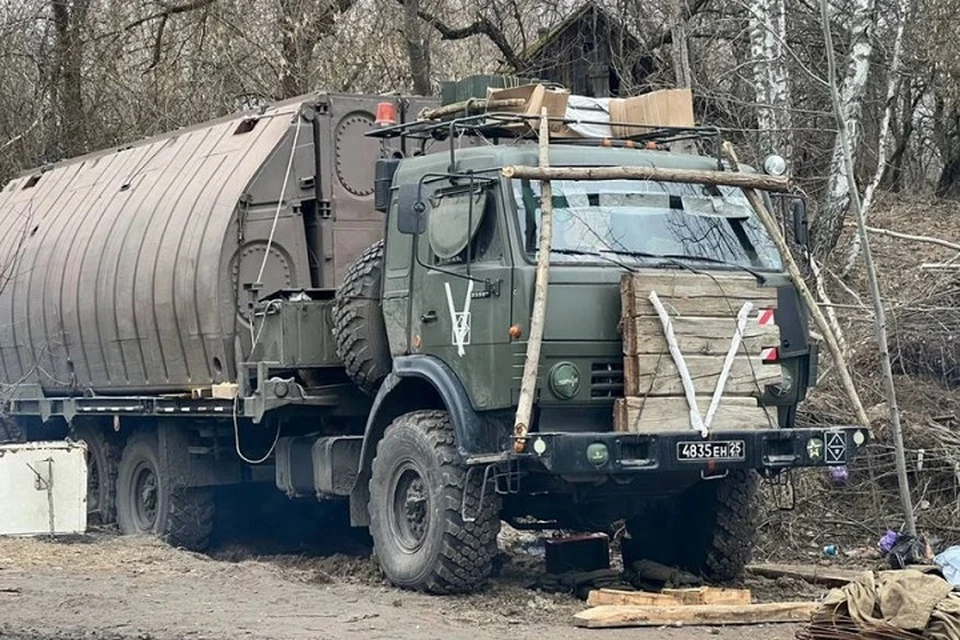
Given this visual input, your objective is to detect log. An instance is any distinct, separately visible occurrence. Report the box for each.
[623,354,779,397]
[747,563,863,588]
[513,109,553,453]
[620,272,778,318]
[622,315,779,357]
[573,602,817,628]
[614,396,774,432]
[587,587,752,607]
[418,97,527,121]
[501,165,791,193]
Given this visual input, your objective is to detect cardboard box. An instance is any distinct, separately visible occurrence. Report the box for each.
[485,84,570,133]
[610,88,695,138]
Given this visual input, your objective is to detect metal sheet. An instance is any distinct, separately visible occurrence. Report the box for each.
[0,99,302,393]
[0,441,87,536]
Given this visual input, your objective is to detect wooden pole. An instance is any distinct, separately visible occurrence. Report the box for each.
[418,98,527,121]
[819,0,915,536]
[722,142,870,428]
[513,108,553,453]
[501,165,791,193]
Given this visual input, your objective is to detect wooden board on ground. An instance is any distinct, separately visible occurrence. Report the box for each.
[623,354,780,397]
[621,271,778,318]
[614,396,775,432]
[622,315,780,357]
[747,563,864,588]
[573,602,817,628]
[587,587,752,608]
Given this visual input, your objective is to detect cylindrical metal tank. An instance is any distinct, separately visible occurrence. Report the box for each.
[0,99,308,395]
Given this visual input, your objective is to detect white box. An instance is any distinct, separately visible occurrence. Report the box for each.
[0,441,87,536]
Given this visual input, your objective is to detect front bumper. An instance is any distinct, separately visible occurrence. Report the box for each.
[521,427,869,475]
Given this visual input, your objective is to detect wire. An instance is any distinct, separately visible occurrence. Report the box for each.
[254,112,303,286]
[232,111,303,465]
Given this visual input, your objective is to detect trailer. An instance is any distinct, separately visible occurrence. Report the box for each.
[0,84,867,593]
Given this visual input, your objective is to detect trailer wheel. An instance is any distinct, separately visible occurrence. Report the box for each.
[71,422,120,525]
[369,410,500,594]
[116,430,215,550]
[621,470,759,582]
[0,418,24,444]
[332,240,391,394]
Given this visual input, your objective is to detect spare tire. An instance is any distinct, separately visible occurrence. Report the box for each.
[332,240,391,394]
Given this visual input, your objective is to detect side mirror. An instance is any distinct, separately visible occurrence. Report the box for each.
[791,197,808,246]
[397,182,427,235]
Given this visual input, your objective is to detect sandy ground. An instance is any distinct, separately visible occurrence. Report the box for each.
[0,530,814,640]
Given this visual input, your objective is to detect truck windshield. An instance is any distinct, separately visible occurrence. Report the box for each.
[513,178,783,271]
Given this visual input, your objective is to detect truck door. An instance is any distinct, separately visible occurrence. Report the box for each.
[409,182,513,411]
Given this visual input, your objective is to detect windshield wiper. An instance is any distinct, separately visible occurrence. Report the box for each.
[598,248,768,282]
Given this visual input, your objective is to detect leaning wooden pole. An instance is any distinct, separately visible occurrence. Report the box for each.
[513,108,554,453]
[501,165,791,193]
[722,142,870,429]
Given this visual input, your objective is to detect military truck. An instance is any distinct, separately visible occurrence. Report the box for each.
[0,85,867,594]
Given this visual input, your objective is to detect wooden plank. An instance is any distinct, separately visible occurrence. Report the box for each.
[621,272,779,318]
[573,602,817,628]
[623,315,780,357]
[747,563,862,588]
[623,354,780,396]
[586,589,683,607]
[614,396,774,432]
[662,587,752,606]
[588,587,752,608]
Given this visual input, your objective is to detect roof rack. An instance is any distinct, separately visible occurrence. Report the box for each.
[366,111,726,166]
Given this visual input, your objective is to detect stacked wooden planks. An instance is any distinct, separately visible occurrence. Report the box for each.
[615,271,782,433]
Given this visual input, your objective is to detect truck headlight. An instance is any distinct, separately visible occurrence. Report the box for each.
[548,362,581,400]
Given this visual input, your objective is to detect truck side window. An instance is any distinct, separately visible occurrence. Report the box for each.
[430,189,502,266]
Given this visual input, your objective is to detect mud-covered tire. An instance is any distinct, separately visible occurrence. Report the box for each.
[369,410,501,594]
[621,470,759,582]
[0,418,24,444]
[332,240,391,394]
[116,430,215,551]
[71,422,121,525]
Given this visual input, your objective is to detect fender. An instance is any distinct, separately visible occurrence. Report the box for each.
[348,354,498,526]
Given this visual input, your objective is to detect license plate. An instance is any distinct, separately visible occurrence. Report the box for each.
[677,440,745,461]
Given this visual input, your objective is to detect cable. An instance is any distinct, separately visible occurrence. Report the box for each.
[232,110,303,465]
[254,111,303,286]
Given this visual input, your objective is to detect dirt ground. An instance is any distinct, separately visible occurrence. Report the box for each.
[0,528,819,640]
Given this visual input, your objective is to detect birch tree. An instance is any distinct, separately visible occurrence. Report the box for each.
[809,0,877,261]
[748,0,793,160]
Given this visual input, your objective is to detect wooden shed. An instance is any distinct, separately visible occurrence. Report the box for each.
[514,2,648,98]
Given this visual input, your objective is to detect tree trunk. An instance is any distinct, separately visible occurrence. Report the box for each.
[51,0,91,158]
[403,0,432,95]
[809,0,876,261]
[277,0,356,99]
[749,0,793,159]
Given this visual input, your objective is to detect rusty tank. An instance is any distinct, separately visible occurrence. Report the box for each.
[0,93,435,395]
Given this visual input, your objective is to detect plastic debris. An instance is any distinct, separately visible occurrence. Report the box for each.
[887,534,934,569]
[879,529,900,554]
[823,544,838,557]
[934,546,960,588]
[827,465,849,486]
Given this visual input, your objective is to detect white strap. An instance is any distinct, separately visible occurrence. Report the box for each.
[648,291,706,436]
[704,302,753,428]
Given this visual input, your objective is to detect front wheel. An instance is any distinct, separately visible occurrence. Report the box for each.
[368,410,501,594]
[621,470,759,582]
[116,430,215,551]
